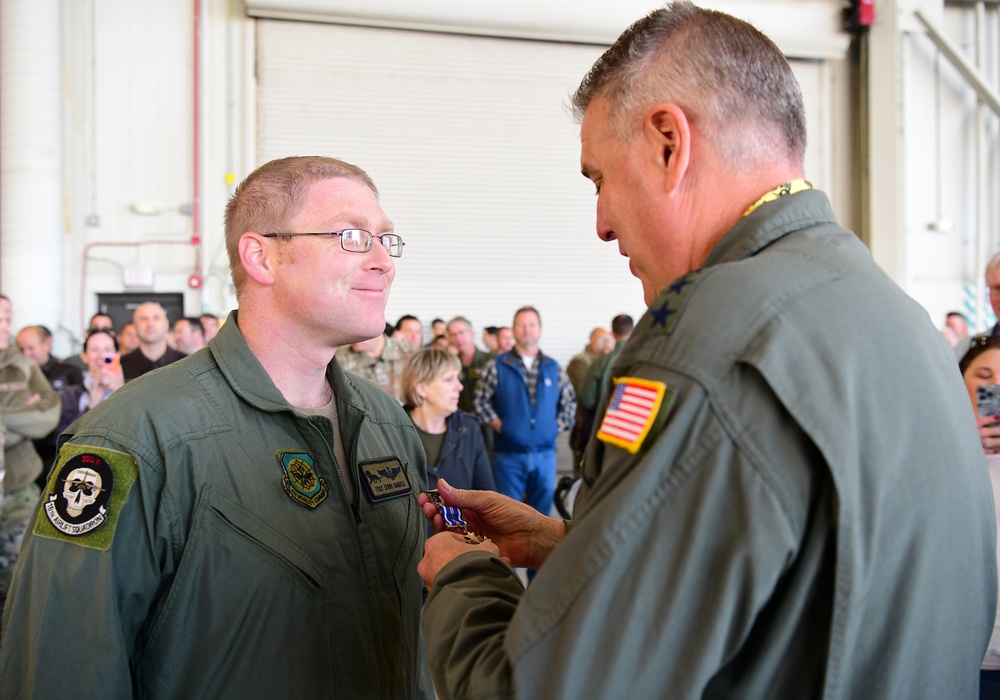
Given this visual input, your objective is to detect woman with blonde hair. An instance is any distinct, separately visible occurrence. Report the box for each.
[403,348,494,493]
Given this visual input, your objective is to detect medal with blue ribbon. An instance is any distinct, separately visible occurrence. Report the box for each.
[424,490,488,544]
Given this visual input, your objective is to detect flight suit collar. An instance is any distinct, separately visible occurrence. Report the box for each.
[705,189,837,267]
[210,310,367,416]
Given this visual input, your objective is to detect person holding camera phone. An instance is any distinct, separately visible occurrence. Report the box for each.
[82,329,124,412]
[959,335,1000,698]
[50,330,126,450]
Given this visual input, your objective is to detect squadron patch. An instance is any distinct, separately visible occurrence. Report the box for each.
[34,445,138,550]
[359,457,412,503]
[278,451,329,509]
[596,377,675,454]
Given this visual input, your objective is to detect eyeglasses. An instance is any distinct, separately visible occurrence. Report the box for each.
[262,229,404,258]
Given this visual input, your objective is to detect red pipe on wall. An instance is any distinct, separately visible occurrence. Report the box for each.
[191,0,203,288]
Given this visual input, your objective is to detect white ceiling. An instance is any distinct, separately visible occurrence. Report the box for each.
[242,0,852,58]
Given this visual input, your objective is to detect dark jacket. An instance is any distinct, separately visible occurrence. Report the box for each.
[423,410,495,492]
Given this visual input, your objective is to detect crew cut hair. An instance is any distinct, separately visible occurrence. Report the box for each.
[570,1,806,171]
[224,156,378,299]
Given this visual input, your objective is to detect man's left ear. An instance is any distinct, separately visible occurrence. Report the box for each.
[646,104,691,192]
[239,232,277,287]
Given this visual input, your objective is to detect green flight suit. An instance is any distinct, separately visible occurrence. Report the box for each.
[0,312,428,698]
[421,190,996,699]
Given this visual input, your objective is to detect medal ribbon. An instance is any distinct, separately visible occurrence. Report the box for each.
[438,505,469,528]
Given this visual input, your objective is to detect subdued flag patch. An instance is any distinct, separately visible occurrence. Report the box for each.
[596,377,671,454]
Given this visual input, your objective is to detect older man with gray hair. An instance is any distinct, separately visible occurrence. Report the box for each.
[416,4,995,698]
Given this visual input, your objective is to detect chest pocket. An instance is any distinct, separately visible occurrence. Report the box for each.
[135,486,332,698]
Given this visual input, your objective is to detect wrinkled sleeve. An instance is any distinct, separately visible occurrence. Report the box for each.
[422,552,525,699]
[2,363,60,440]
[422,364,809,700]
[0,436,168,697]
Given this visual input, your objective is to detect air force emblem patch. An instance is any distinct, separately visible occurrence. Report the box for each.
[278,451,329,509]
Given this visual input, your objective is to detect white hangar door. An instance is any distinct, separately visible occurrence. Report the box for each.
[253,19,830,364]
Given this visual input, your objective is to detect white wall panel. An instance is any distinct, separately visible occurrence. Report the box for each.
[244,0,850,59]
[903,4,1000,330]
[255,19,830,364]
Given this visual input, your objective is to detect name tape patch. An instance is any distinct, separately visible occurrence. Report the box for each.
[359,457,412,503]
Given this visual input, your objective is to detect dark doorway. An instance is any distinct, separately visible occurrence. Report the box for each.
[96,292,185,333]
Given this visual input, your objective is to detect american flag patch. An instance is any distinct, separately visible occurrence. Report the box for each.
[596,377,668,454]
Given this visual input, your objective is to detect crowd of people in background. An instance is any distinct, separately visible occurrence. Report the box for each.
[0,283,637,609]
[1,2,999,696]
[0,299,226,606]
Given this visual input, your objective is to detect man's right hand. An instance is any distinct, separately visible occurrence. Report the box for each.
[418,478,566,569]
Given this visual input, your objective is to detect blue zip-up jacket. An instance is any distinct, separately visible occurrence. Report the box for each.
[492,351,560,453]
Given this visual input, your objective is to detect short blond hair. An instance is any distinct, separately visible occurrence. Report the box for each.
[402,348,461,407]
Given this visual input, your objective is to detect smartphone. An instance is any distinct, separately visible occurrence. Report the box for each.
[977,384,1000,419]
[102,353,121,373]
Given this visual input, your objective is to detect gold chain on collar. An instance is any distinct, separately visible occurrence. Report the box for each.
[742,178,814,218]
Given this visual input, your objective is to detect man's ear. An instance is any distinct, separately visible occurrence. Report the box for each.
[239,232,277,286]
[645,104,691,192]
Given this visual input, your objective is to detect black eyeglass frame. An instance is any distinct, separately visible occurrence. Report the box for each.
[261,229,404,258]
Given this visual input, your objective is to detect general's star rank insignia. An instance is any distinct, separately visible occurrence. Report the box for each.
[596,377,675,454]
[644,267,711,336]
[278,451,329,509]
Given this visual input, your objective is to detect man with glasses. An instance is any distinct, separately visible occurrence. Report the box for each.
[446,316,492,415]
[1,156,429,698]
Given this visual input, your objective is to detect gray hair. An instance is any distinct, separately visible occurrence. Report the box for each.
[570,1,806,171]
[985,251,1000,280]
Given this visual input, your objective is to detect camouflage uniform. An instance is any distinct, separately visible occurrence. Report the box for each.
[336,335,412,403]
[0,347,60,606]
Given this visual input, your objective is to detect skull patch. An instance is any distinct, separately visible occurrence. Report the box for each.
[63,467,102,517]
[45,452,115,536]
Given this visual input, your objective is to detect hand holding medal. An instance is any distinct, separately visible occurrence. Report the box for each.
[423,489,490,545]
[416,478,568,589]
